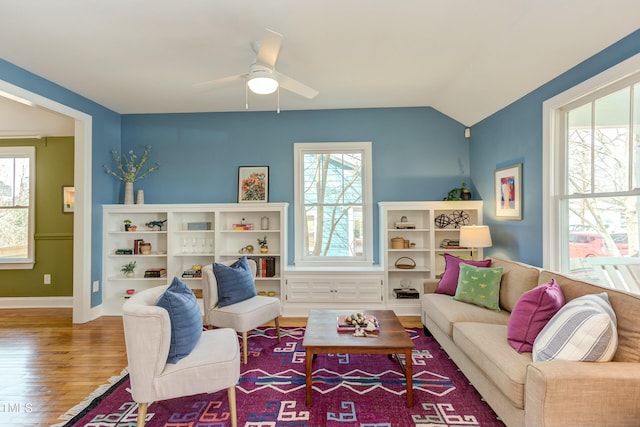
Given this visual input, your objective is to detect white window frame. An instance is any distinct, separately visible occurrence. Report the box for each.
[543,53,640,271]
[0,145,36,269]
[293,142,373,267]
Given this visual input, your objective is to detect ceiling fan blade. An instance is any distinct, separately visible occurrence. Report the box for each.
[192,74,245,91]
[256,29,282,69]
[276,72,319,99]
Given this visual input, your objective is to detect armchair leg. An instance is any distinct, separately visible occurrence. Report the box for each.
[228,386,237,427]
[242,332,248,364]
[137,402,148,427]
[275,316,281,342]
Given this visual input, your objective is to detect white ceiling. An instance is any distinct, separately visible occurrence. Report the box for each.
[1,0,639,126]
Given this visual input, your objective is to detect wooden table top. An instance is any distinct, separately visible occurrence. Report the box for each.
[302,309,414,350]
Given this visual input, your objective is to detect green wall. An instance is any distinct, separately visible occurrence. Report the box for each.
[0,137,74,297]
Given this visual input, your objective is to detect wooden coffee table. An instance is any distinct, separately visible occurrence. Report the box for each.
[302,309,415,408]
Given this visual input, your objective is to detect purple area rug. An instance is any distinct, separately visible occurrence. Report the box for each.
[55,327,505,427]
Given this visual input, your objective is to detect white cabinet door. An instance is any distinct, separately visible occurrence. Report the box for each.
[334,277,382,303]
[285,278,333,302]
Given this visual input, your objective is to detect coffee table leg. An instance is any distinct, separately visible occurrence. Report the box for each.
[405,349,413,408]
[305,349,313,406]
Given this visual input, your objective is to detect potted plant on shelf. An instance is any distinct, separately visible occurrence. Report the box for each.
[443,181,472,201]
[121,261,137,278]
[258,236,268,254]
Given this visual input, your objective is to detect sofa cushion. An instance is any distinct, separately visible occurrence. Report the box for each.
[540,270,640,363]
[435,253,492,295]
[422,293,509,337]
[488,257,541,312]
[156,277,203,364]
[453,264,504,311]
[453,322,531,410]
[213,256,257,308]
[533,293,618,362]
[507,279,565,353]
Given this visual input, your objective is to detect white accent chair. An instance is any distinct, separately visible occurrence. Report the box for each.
[122,285,240,427]
[202,259,281,364]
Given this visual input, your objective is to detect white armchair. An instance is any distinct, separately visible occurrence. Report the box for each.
[122,285,240,427]
[202,259,281,364]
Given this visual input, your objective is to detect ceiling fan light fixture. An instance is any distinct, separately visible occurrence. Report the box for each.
[247,68,279,95]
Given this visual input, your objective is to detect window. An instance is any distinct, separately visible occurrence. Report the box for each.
[0,146,35,269]
[294,142,373,266]
[544,55,640,293]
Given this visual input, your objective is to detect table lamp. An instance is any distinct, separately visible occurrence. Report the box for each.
[459,225,492,260]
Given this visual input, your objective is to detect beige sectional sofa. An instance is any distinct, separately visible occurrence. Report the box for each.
[421,257,640,427]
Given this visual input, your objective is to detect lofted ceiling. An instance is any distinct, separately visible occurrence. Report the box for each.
[0,0,639,127]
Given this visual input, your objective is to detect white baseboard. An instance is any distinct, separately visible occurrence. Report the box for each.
[0,296,73,309]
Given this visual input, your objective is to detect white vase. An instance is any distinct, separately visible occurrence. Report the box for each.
[136,189,144,205]
[124,182,134,205]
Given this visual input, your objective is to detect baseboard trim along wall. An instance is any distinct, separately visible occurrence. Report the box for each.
[0,296,73,309]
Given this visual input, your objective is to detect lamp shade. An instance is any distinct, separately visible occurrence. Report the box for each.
[459,225,492,248]
[247,73,278,95]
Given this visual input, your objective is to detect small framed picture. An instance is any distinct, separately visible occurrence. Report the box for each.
[495,164,522,220]
[62,186,75,213]
[238,166,269,203]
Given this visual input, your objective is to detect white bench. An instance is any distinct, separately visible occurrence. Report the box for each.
[585,257,640,293]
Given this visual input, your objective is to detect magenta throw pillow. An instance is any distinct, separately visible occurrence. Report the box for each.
[435,253,492,296]
[507,279,565,353]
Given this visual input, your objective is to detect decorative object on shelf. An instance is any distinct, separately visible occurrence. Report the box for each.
[182,264,203,278]
[394,256,416,269]
[123,219,132,231]
[258,235,268,253]
[233,223,254,230]
[239,244,254,254]
[139,242,152,255]
[393,288,420,299]
[144,267,166,278]
[400,278,412,289]
[187,222,212,230]
[394,217,415,229]
[136,189,144,204]
[443,181,471,201]
[495,163,522,220]
[62,186,74,213]
[261,216,270,230]
[115,248,133,255]
[121,261,136,278]
[238,166,269,203]
[434,213,451,229]
[459,225,492,259]
[145,219,167,231]
[126,288,135,295]
[449,210,470,228]
[103,145,160,204]
[391,237,405,249]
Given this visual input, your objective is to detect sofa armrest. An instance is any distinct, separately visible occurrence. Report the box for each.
[423,279,438,294]
[525,361,640,427]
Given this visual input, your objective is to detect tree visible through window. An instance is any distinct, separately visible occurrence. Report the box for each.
[560,78,640,291]
[294,142,372,266]
[0,146,35,267]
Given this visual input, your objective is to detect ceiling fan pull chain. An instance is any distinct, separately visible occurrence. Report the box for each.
[245,83,249,110]
[277,86,280,114]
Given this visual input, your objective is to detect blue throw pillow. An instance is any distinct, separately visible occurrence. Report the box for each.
[156,277,203,364]
[213,256,257,308]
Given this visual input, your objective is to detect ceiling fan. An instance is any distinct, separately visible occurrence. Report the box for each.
[193,29,319,102]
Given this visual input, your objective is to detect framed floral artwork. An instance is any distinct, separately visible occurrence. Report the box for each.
[238,166,269,203]
[495,163,522,220]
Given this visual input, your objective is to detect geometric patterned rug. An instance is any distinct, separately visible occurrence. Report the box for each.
[54,327,505,426]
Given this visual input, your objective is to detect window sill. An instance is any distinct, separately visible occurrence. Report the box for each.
[0,262,35,270]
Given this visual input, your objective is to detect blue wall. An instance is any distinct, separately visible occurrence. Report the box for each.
[121,107,471,265]
[471,29,640,267]
[0,60,121,307]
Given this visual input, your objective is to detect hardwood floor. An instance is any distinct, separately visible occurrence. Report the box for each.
[0,308,422,426]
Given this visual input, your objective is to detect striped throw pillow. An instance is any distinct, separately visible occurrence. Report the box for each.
[532,292,618,362]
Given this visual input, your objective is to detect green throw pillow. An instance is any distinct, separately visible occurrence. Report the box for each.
[453,263,504,311]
